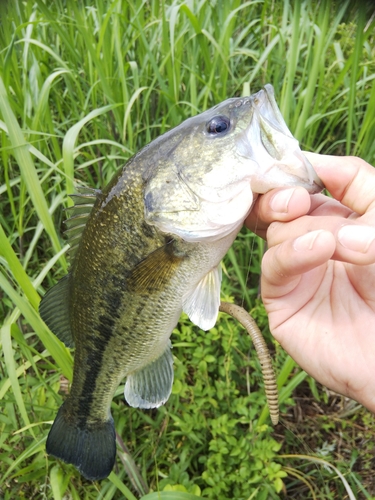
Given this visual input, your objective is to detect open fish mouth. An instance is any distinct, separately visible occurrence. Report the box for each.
[240,84,324,194]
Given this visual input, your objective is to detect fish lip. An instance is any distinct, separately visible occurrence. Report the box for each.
[256,84,291,137]
[297,151,325,193]
[311,178,325,193]
[285,175,325,193]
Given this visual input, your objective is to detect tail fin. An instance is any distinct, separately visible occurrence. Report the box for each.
[46,402,116,481]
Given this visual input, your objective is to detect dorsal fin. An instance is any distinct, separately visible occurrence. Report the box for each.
[39,274,74,347]
[64,187,101,260]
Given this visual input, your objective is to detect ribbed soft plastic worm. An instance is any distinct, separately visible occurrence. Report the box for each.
[219,301,279,425]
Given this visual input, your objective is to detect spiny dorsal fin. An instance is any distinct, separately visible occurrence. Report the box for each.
[64,187,101,260]
[39,274,74,347]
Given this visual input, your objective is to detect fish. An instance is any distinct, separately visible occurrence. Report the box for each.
[39,84,323,481]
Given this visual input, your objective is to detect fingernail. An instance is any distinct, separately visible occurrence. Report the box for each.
[270,188,295,213]
[338,225,375,253]
[293,230,324,252]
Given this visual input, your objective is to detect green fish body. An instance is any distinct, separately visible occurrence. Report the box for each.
[40,85,323,480]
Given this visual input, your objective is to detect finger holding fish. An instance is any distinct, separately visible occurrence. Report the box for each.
[266,216,375,266]
[263,153,375,266]
[246,152,375,232]
[303,152,375,215]
[245,186,356,239]
[245,186,313,238]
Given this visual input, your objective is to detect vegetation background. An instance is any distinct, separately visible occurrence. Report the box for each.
[0,0,374,498]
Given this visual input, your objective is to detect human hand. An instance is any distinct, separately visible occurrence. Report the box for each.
[245,153,375,413]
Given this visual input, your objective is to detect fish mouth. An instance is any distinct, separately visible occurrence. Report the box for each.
[309,178,325,193]
[241,84,325,194]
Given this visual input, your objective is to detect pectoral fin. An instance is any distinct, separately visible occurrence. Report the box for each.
[127,241,185,293]
[124,341,174,408]
[182,264,222,331]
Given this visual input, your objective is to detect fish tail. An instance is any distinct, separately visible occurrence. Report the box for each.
[46,402,116,481]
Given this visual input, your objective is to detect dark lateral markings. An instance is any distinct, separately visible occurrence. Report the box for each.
[76,322,114,427]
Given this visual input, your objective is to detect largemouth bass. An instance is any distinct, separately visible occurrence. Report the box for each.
[40,84,323,481]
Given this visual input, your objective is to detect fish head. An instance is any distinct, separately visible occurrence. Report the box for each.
[144,84,324,242]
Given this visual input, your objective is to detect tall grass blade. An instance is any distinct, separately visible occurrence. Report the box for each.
[1,323,33,435]
[0,435,46,484]
[0,273,72,379]
[280,455,356,500]
[346,6,366,155]
[108,472,138,500]
[63,104,122,196]
[0,76,63,257]
[0,223,40,309]
[141,493,201,500]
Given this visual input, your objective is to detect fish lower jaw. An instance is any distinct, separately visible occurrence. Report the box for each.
[250,174,324,195]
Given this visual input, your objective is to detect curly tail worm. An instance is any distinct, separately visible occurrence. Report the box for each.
[219,301,279,425]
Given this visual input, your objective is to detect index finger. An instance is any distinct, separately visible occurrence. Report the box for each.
[245,187,312,238]
[303,153,375,215]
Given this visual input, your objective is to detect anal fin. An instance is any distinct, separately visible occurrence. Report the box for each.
[124,341,174,409]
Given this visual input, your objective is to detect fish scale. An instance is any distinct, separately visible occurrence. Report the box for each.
[39,84,323,480]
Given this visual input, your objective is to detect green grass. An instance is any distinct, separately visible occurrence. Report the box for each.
[1,0,375,498]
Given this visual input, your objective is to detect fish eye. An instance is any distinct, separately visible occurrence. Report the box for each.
[206,115,231,135]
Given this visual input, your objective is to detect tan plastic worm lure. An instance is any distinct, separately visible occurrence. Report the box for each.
[219,301,279,425]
